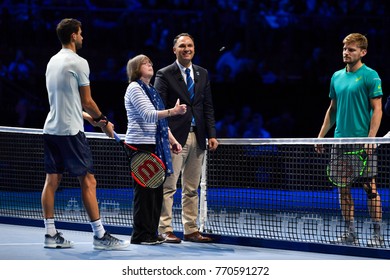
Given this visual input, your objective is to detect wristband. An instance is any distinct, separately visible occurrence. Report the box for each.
[93,114,108,126]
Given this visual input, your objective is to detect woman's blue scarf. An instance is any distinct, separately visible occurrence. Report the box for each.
[136,79,173,175]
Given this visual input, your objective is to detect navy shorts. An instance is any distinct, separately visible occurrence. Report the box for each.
[43,131,94,176]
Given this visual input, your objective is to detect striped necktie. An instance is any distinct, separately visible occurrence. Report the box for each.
[185,68,194,100]
[185,68,196,126]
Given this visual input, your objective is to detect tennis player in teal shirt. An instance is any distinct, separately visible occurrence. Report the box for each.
[330,64,382,138]
[316,33,384,247]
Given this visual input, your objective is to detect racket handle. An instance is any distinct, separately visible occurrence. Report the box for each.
[113,131,121,143]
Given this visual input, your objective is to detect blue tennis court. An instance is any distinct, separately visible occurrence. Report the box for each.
[0,223,387,280]
[0,223,378,260]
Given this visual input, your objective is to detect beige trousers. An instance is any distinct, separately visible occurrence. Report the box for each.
[159,132,205,235]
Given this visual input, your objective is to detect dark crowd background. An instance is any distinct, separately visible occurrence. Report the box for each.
[1,0,390,138]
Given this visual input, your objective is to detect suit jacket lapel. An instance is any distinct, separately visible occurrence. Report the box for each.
[192,65,201,102]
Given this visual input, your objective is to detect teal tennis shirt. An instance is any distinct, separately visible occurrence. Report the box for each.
[329,64,383,138]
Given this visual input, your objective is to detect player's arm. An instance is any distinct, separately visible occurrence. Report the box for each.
[82,111,95,125]
[318,99,337,138]
[364,96,382,154]
[368,97,382,138]
[80,85,114,137]
[315,99,337,153]
[80,85,102,119]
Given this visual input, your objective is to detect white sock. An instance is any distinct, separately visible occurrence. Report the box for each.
[44,218,56,236]
[90,219,105,239]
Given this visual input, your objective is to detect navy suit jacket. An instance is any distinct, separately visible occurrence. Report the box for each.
[154,62,217,150]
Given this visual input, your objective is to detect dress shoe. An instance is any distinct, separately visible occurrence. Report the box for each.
[183,231,212,243]
[159,232,181,243]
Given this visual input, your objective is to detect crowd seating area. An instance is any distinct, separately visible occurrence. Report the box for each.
[1,0,389,136]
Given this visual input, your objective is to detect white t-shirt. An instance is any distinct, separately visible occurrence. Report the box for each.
[43,48,90,135]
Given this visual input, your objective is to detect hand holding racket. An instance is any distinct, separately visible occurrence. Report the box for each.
[327,148,368,187]
[113,132,166,188]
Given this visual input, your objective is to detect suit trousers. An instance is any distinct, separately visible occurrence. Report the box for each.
[159,132,205,235]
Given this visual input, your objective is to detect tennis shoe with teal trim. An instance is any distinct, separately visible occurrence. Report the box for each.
[330,232,359,246]
[44,231,74,249]
[93,231,130,250]
[367,233,384,248]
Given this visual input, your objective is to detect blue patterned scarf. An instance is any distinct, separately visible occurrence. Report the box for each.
[136,79,173,175]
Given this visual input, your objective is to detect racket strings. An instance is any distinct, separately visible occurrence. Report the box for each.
[131,153,166,188]
[328,154,366,187]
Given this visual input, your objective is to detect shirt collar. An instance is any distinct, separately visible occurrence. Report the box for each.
[176,60,193,73]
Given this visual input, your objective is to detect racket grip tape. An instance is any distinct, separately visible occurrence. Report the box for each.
[113,131,121,143]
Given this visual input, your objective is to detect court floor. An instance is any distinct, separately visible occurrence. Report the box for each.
[3,223,390,280]
[0,223,377,260]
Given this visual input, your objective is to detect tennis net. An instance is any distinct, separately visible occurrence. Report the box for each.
[1,126,389,252]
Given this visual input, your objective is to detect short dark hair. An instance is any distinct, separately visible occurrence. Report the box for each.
[173,33,194,47]
[56,18,82,45]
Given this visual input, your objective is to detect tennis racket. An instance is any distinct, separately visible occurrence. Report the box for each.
[113,132,166,188]
[327,149,368,187]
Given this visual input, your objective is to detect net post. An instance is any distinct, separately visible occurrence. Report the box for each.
[199,148,208,233]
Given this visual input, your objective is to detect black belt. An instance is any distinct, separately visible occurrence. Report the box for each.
[189,126,196,132]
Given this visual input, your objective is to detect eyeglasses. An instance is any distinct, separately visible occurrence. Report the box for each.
[141,61,153,66]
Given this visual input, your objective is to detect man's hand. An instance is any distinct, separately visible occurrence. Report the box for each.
[364,143,377,155]
[314,144,325,153]
[208,138,219,152]
[171,142,182,154]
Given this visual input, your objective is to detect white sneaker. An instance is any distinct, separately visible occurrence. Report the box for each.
[93,231,130,250]
[367,233,385,248]
[44,231,74,249]
[330,232,359,246]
